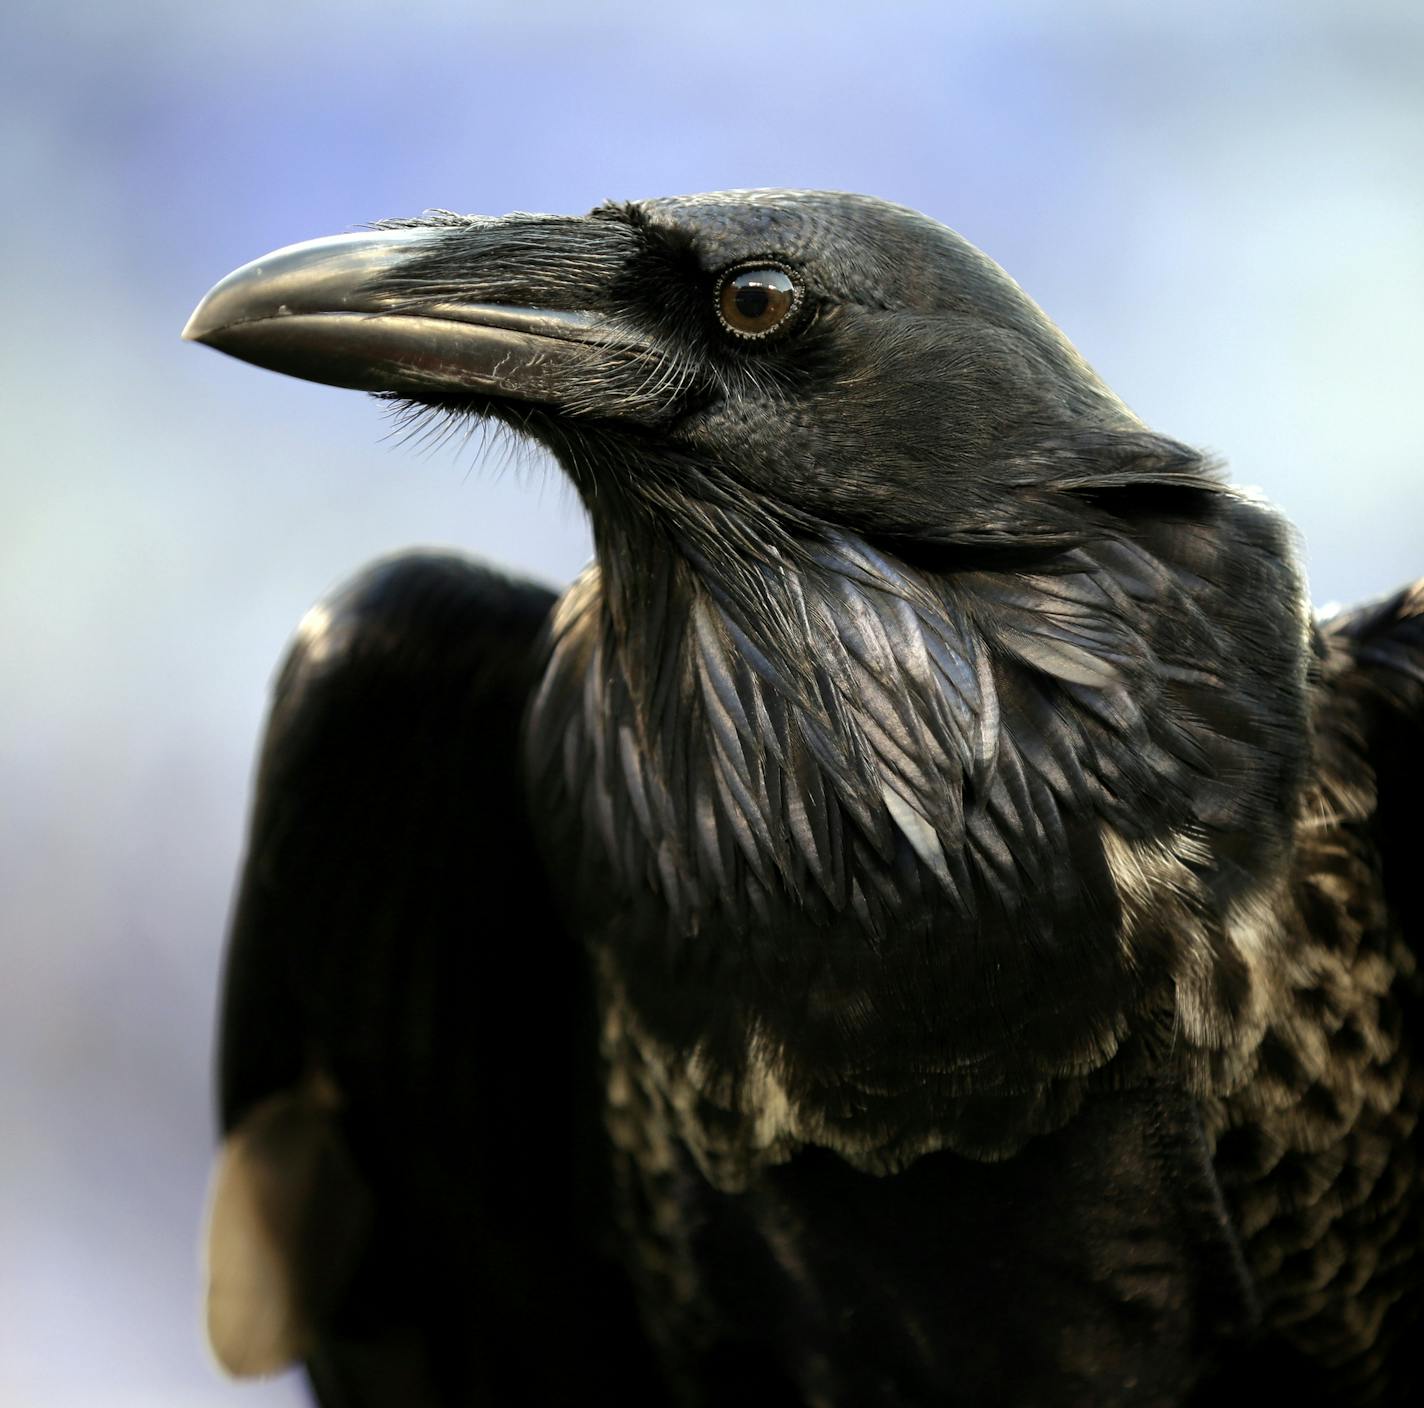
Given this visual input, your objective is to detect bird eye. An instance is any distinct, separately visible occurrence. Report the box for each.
[716,265,802,340]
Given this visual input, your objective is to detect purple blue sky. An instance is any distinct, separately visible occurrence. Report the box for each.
[2,2,1422,1402]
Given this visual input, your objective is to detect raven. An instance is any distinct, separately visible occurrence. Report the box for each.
[185,191,1423,1406]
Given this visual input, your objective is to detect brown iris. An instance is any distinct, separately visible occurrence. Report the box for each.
[716,265,801,339]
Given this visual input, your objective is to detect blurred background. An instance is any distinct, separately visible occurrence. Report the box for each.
[2,0,1421,1402]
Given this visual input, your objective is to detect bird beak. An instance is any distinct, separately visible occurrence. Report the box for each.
[182,230,617,404]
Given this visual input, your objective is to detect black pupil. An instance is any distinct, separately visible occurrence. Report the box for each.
[735,284,771,320]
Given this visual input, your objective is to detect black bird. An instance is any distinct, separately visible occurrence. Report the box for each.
[186,191,1423,1406]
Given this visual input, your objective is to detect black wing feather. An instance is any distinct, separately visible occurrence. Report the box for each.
[212,550,659,1406]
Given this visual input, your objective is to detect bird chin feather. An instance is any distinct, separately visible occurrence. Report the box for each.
[526,479,1312,1180]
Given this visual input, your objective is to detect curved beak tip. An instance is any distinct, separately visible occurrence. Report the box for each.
[181,305,216,343]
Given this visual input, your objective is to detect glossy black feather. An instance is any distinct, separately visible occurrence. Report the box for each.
[206,190,1424,1406]
[217,552,661,1405]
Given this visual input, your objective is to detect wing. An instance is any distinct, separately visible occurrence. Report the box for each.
[1316,580,1424,1393]
[1326,579,1424,943]
[1193,581,1424,1403]
[204,551,659,1406]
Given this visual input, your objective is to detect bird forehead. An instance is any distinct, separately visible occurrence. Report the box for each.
[639,190,909,260]
[629,189,998,311]
[636,189,817,256]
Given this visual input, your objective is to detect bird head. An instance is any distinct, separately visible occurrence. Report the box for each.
[184,189,1213,557]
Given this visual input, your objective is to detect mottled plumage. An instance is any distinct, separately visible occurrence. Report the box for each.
[187,191,1423,1405]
